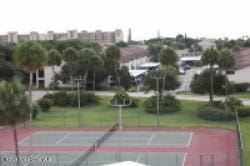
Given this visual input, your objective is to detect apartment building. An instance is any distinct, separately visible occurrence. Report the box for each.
[0,29,123,45]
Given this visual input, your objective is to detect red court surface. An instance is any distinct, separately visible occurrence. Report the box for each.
[0,127,240,166]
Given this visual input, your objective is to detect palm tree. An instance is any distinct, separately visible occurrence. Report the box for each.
[218,48,235,99]
[48,49,62,91]
[91,55,104,91]
[159,47,178,95]
[105,45,121,86]
[78,48,96,91]
[63,47,79,89]
[0,80,30,166]
[201,48,219,103]
[14,41,47,115]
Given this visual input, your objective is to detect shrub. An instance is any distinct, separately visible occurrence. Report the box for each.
[224,97,243,111]
[231,83,250,93]
[50,91,99,107]
[238,107,250,117]
[38,98,52,112]
[79,92,100,106]
[198,106,235,121]
[144,95,181,114]
[54,91,73,106]
[43,93,55,105]
[193,61,202,67]
[32,105,40,120]
[110,89,138,107]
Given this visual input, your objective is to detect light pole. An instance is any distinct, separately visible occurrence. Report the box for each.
[111,99,131,130]
[150,76,163,127]
[73,76,83,127]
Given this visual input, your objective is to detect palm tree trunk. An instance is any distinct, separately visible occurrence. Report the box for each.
[115,63,120,86]
[28,71,33,155]
[13,123,20,166]
[84,71,88,91]
[225,72,228,99]
[210,67,214,104]
[52,65,56,93]
[93,71,96,91]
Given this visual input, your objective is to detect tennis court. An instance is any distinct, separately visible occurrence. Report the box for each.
[18,130,192,147]
[0,126,240,166]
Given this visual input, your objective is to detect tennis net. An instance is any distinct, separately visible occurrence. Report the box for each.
[70,123,119,166]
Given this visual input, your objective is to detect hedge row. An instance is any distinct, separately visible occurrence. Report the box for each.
[42,91,99,107]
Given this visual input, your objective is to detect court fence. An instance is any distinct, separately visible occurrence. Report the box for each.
[0,150,249,166]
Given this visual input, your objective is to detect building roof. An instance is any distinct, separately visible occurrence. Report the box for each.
[233,47,250,70]
[139,62,160,68]
[180,56,201,61]
[129,69,147,77]
[120,45,148,63]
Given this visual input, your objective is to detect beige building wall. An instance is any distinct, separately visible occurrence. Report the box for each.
[228,66,250,83]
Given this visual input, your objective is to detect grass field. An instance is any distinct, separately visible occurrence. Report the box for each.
[33,96,250,165]
[177,91,250,99]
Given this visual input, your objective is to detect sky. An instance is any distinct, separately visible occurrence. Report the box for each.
[1,0,250,41]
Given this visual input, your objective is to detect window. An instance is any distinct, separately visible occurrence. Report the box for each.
[38,70,44,78]
[226,70,235,75]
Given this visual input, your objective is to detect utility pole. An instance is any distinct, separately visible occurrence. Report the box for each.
[73,76,83,127]
[150,76,163,127]
[111,99,131,130]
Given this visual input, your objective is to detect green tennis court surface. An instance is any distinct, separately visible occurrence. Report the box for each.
[19,131,192,147]
[0,151,186,166]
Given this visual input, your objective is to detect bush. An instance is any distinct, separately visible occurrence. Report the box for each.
[47,91,99,107]
[54,91,73,106]
[198,106,235,121]
[38,98,52,112]
[238,107,250,117]
[231,83,250,93]
[32,105,40,120]
[110,89,138,107]
[144,95,181,114]
[224,97,242,111]
[193,61,202,67]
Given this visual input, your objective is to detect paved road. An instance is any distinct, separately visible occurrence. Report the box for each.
[29,90,250,105]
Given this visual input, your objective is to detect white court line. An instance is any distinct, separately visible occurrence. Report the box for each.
[187,132,193,147]
[135,155,142,162]
[18,132,40,145]
[55,133,71,145]
[146,132,156,145]
[182,153,187,166]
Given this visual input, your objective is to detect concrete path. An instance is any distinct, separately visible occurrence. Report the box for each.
[28,90,250,105]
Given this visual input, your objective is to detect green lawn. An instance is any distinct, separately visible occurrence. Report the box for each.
[230,92,250,99]
[177,91,250,99]
[33,96,250,165]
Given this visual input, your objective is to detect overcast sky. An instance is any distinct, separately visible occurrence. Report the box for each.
[1,0,250,40]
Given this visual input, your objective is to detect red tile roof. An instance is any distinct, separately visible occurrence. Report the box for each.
[120,45,148,63]
[233,47,250,70]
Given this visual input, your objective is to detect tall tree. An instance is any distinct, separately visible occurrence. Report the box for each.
[78,48,96,91]
[62,47,79,89]
[0,80,30,166]
[201,48,219,103]
[91,55,104,91]
[218,48,235,100]
[48,49,62,90]
[105,45,121,86]
[148,44,163,62]
[14,41,47,114]
[159,47,178,95]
